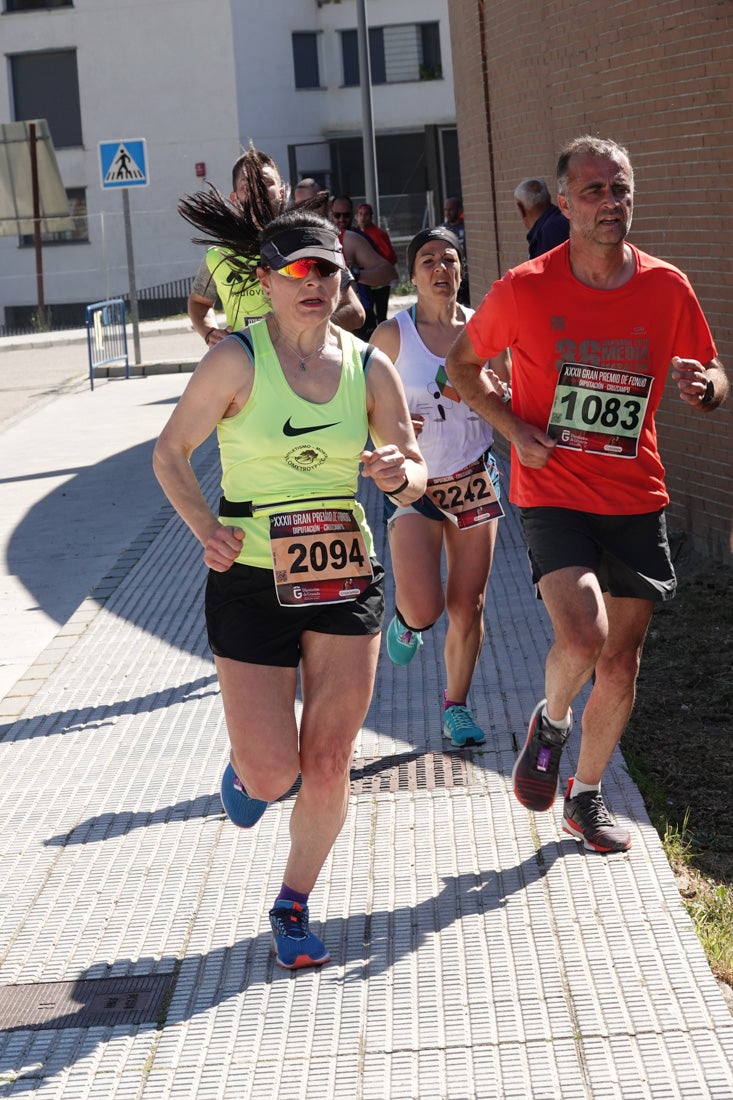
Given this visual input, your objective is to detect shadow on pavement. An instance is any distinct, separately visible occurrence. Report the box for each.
[4,426,216,646]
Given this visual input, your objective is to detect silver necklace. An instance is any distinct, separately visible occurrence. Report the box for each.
[274,325,327,371]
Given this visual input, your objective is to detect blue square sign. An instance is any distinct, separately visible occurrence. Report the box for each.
[99,139,149,189]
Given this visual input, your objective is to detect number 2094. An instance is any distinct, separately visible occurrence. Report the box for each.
[288,537,366,573]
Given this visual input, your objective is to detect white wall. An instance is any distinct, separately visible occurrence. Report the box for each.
[229,4,323,171]
[0,0,239,321]
[228,0,456,169]
[0,0,455,326]
[315,0,456,135]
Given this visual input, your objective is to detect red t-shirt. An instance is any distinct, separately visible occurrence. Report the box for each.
[361,223,398,265]
[465,243,717,514]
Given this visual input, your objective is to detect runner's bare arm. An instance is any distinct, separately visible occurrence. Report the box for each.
[370,320,425,437]
[188,291,227,345]
[369,317,401,363]
[362,349,427,501]
[332,282,366,333]
[344,231,397,288]
[446,331,555,468]
[153,342,253,566]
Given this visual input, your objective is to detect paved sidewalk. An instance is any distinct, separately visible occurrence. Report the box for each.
[0,341,732,1098]
[0,318,202,430]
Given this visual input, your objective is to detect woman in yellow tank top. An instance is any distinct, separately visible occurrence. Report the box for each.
[154,209,426,971]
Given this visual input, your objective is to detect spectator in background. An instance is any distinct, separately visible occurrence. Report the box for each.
[355,202,398,324]
[331,195,397,339]
[441,196,465,252]
[294,177,322,204]
[441,196,469,305]
[514,177,570,259]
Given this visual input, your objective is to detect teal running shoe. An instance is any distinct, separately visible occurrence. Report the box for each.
[269,901,330,970]
[220,762,268,828]
[442,704,486,747]
[385,614,423,666]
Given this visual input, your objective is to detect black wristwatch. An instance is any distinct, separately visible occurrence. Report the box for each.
[699,378,715,407]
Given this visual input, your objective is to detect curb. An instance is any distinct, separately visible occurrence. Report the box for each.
[0,318,198,352]
[92,360,198,379]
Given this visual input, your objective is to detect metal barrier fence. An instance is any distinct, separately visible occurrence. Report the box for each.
[85,298,129,391]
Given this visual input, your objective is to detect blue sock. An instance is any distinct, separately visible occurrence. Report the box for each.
[275,883,309,908]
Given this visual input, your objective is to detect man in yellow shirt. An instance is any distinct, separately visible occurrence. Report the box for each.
[187,145,285,347]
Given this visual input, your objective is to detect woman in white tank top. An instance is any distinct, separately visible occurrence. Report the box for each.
[371,227,510,747]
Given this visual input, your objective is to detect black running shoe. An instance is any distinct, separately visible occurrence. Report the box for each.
[562,781,631,853]
[512,699,572,811]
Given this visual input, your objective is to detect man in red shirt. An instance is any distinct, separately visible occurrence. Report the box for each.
[446,135,728,854]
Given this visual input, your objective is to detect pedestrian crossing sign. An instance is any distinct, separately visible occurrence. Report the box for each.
[99,139,149,189]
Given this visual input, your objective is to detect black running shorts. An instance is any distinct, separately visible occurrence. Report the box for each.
[519,507,677,602]
[205,560,385,667]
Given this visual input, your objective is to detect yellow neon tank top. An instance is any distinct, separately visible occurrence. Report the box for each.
[206,247,271,328]
[217,320,375,569]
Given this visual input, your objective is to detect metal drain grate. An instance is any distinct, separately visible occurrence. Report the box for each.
[351,750,471,793]
[279,751,472,802]
[0,974,175,1031]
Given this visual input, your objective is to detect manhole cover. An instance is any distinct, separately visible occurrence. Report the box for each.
[0,974,175,1030]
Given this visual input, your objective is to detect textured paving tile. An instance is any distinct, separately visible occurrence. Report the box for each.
[0,453,731,1099]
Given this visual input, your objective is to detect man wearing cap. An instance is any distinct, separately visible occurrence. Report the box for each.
[157,208,427,972]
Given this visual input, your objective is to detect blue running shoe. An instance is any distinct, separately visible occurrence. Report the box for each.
[386,614,423,666]
[443,704,486,747]
[220,762,268,828]
[269,901,330,970]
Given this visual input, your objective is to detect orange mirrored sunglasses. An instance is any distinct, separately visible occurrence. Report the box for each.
[275,257,341,279]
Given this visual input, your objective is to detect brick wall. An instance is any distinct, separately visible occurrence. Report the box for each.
[448,0,732,560]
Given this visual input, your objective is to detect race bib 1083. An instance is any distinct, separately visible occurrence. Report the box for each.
[547,362,653,458]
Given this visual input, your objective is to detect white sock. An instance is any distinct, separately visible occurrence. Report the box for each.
[541,703,571,731]
[569,776,600,799]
